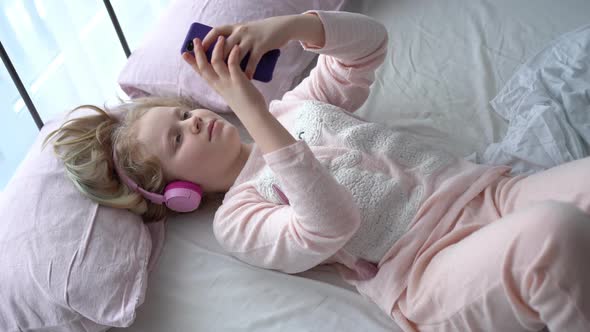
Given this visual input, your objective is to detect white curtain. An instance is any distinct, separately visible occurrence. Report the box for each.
[0,0,171,190]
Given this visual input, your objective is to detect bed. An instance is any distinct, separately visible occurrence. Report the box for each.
[110,0,590,331]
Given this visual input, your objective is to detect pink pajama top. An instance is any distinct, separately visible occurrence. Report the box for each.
[213,10,510,317]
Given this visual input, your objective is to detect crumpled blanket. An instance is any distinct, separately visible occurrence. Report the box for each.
[477,24,590,175]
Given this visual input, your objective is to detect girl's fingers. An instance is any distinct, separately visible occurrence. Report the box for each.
[223,33,240,60]
[182,49,201,78]
[228,44,244,78]
[182,52,197,70]
[193,38,218,81]
[211,36,229,76]
[244,51,262,80]
[236,41,252,63]
[201,25,231,51]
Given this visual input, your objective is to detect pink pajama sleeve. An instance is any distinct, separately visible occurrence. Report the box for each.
[213,141,360,273]
[272,10,388,117]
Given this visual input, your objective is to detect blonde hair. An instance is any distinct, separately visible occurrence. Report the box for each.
[44,96,196,223]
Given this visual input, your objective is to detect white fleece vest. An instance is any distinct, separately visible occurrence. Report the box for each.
[255,101,452,263]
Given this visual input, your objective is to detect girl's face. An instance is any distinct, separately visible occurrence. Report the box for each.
[136,106,243,192]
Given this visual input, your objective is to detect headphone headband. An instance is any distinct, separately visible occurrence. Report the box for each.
[112,151,165,204]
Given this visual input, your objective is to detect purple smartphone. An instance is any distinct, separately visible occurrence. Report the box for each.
[181,22,281,83]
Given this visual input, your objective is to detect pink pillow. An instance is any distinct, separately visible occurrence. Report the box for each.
[118,0,347,112]
[0,114,165,331]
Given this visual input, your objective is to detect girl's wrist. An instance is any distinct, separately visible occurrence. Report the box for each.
[288,12,325,48]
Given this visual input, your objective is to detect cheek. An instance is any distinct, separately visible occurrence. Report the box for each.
[225,125,243,145]
[173,140,207,175]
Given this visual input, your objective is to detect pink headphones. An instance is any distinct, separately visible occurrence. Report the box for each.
[113,151,203,212]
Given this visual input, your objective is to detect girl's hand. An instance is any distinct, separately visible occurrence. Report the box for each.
[182,36,267,113]
[199,16,295,79]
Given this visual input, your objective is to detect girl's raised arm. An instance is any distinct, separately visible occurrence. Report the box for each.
[272,11,388,119]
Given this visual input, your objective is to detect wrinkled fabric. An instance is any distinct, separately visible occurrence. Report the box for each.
[481,24,590,175]
[394,157,590,331]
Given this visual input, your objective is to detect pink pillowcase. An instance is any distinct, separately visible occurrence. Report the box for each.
[0,114,165,331]
[118,0,347,112]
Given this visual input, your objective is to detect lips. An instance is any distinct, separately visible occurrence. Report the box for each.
[208,120,216,141]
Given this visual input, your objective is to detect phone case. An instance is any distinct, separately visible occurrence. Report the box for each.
[180,22,281,83]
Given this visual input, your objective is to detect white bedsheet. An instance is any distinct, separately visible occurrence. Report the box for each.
[480,24,590,175]
[113,1,590,331]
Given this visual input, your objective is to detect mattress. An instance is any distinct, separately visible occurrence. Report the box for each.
[112,0,590,331]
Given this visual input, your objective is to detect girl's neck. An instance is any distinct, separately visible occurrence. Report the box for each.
[221,142,253,192]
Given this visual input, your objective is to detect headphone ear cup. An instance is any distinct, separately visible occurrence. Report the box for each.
[162,181,203,212]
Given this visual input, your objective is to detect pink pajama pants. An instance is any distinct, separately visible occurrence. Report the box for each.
[394,157,590,331]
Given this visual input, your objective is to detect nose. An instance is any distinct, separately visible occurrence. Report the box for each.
[188,115,201,135]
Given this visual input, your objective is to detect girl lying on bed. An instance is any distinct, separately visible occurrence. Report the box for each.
[45,10,590,332]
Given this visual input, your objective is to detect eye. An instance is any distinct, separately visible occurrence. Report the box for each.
[175,133,182,146]
[182,111,191,120]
